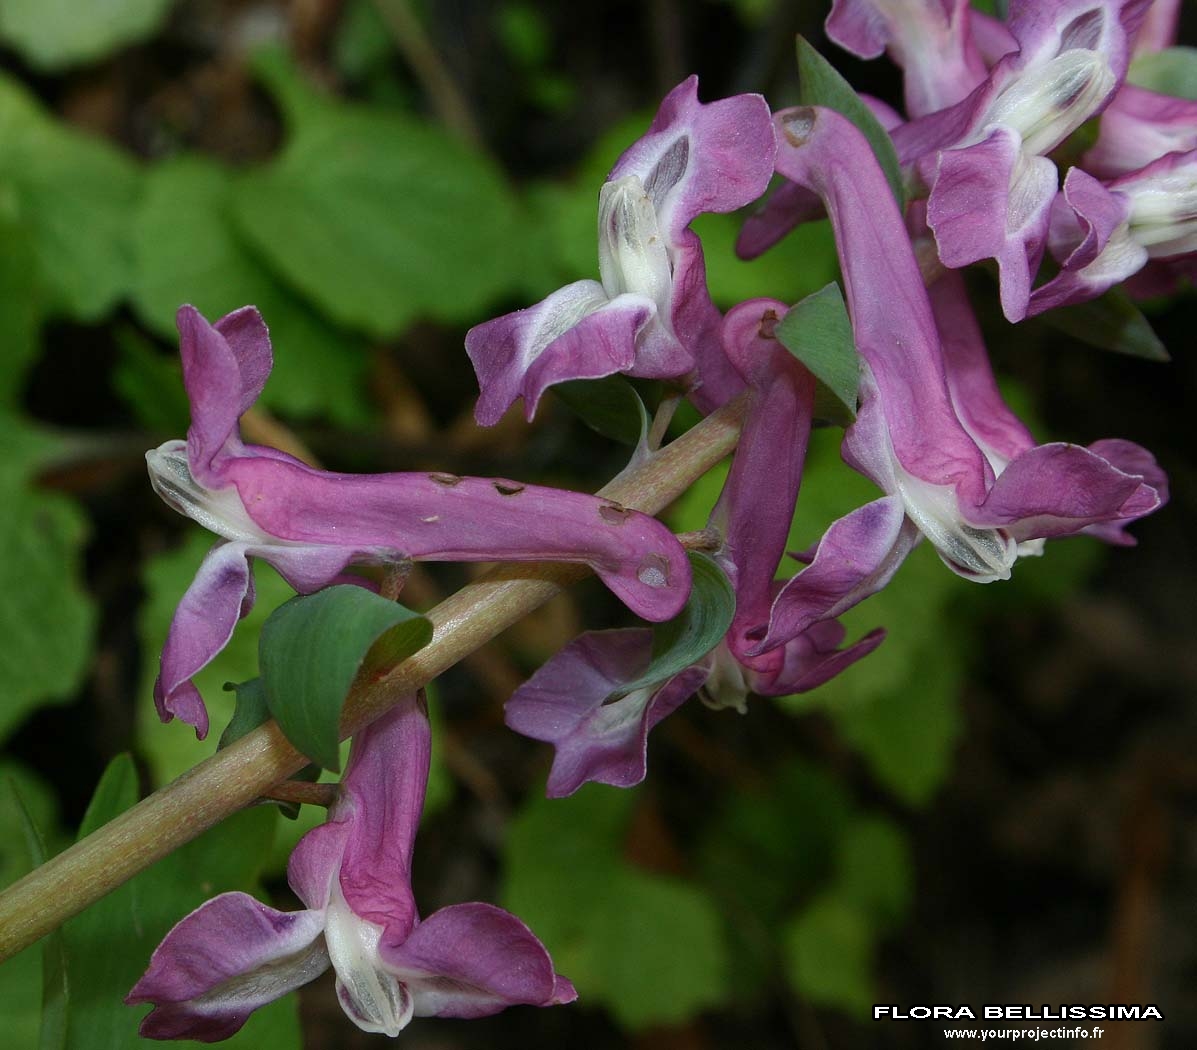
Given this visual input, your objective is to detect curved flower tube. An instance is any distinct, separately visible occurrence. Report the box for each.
[128,694,576,1040]
[150,305,691,738]
[465,77,775,423]
[773,105,1165,581]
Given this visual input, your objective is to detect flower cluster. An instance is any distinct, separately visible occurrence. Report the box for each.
[132,1,1178,1041]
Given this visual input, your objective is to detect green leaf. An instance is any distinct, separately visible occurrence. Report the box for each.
[112,328,192,436]
[259,585,433,770]
[553,376,649,447]
[0,214,42,407]
[63,756,301,1050]
[8,780,68,1050]
[1128,46,1197,100]
[1034,286,1169,361]
[232,48,525,338]
[783,892,875,1015]
[503,787,727,1029]
[796,36,905,207]
[0,74,139,320]
[0,417,95,743]
[218,678,271,750]
[775,282,860,425]
[834,816,913,931]
[617,553,735,697]
[131,155,370,423]
[0,0,173,70]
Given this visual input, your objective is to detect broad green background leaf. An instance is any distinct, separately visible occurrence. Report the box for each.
[783,892,874,1015]
[775,282,860,425]
[0,764,62,1050]
[0,415,96,743]
[259,585,433,770]
[0,0,174,71]
[232,49,525,338]
[0,74,139,320]
[131,156,370,422]
[1034,286,1169,361]
[503,787,727,1029]
[835,816,913,931]
[0,215,42,407]
[112,329,192,436]
[59,755,301,1050]
[796,36,905,207]
[1128,46,1197,100]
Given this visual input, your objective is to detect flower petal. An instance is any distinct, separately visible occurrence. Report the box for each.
[127,892,328,1042]
[177,305,271,485]
[153,541,253,740]
[505,629,705,796]
[381,902,577,1019]
[465,280,647,426]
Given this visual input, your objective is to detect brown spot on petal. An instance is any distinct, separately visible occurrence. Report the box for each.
[493,480,525,496]
[781,108,816,147]
[428,472,463,486]
[758,309,780,340]
[599,502,632,525]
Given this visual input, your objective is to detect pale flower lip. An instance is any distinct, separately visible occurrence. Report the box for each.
[127,694,576,1041]
[149,303,691,739]
[464,76,776,425]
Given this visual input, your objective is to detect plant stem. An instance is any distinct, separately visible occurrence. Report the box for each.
[0,395,745,964]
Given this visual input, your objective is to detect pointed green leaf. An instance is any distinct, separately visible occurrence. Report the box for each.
[553,376,649,447]
[796,36,905,207]
[259,585,433,770]
[775,282,860,425]
[1035,286,1170,361]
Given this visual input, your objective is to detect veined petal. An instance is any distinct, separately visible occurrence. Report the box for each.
[152,541,254,740]
[381,902,577,1019]
[465,280,644,425]
[928,126,1058,321]
[333,695,429,940]
[1133,0,1179,54]
[755,496,917,653]
[969,441,1165,540]
[324,883,414,1037]
[127,893,328,1042]
[609,77,776,242]
[1084,85,1197,177]
[1082,438,1170,544]
[177,305,271,485]
[504,629,705,797]
[755,622,887,696]
[219,456,693,622]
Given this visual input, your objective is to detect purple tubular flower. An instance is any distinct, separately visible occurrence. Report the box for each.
[884,0,1151,319]
[1132,0,1179,55]
[773,105,1165,580]
[149,305,691,738]
[504,301,888,795]
[465,77,775,423]
[1029,149,1197,314]
[128,694,576,1040]
[826,0,989,116]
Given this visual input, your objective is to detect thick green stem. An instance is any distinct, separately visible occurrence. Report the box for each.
[0,395,745,964]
